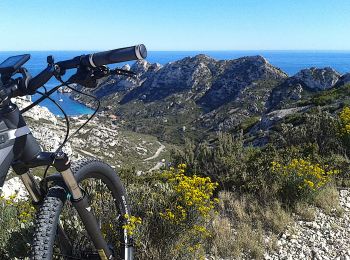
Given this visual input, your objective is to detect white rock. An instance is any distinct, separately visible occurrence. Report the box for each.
[1,176,39,200]
[14,97,57,124]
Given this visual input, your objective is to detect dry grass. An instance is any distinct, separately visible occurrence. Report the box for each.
[234,223,265,259]
[266,233,279,252]
[294,202,316,221]
[209,216,265,259]
[263,201,292,233]
[209,191,292,259]
[314,185,342,215]
[209,216,237,258]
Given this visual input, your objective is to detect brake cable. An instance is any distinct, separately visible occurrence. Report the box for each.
[21,68,125,180]
[56,76,100,147]
[34,87,70,181]
[17,64,104,182]
[20,84,62,114]
[21,78,100,179]
[38,90,70,150]
[53,67,138,147]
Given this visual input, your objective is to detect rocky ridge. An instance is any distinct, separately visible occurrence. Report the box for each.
[295,67,341,91]
[267,67,341,110]
[120,55,287,110]
[70,54,348,143]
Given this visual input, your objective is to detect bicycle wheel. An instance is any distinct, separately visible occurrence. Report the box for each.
[31,158,133,260]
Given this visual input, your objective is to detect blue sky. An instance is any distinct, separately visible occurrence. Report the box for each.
[0,0,349,51]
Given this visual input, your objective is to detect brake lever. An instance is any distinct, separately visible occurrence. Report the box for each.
[68,66,110,88]
[18,68,32,94]
[68,66,136,89]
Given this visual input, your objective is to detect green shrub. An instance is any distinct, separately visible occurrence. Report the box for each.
[239,116,261,133]
[0,195,35,259]
[311,84,350,106]
[271,110,344,156]
[124,165,218,260]
[172,133,250,191]
[271,159,339,205]
[340,106,350,148]
[313,184,342,215]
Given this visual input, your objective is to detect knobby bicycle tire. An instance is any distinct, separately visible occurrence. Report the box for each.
[31,158,133,260]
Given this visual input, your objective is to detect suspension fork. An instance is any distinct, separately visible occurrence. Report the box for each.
[14,151,113,259]
[20,170,42,203]
[13,169,73,255]
[14,168,73,254]
[54,152,114,260]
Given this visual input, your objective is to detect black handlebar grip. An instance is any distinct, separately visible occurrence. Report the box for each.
[90,44,147,67]
[56,44,147,71]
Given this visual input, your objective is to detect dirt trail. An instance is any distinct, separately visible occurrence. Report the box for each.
[144,142,165,161]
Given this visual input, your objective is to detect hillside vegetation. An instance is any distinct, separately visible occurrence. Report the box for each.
[2,55,350,259]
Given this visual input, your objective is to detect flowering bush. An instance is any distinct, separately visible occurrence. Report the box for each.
[124,164,219,259]
[160,164,218,223]
[0,195,35,258]
[122,214,142,236]
[339,106,350,135]
[158,164,218,257]
[271,159,339,203]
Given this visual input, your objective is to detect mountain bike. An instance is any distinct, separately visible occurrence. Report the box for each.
[0,44,147,259]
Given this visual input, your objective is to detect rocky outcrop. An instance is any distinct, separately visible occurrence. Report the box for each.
[14,97,57,124]
[120,54,217,105]
[294,67,340,91]
[267,81,304,110]
[336,73,350,87]
[268,67,341,110]
[198,56,287,110]
[257,106,310,131]
[120,55,287,111]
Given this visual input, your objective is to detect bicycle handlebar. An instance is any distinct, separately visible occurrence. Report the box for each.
[27,65,55,93]
[57,44,147,70]
[90,44,147,67]
[26,44,147,93]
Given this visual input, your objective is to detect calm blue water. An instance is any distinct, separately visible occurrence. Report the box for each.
[1,50,350,115]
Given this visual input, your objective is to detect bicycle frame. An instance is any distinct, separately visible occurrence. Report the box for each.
[0,100,114,259]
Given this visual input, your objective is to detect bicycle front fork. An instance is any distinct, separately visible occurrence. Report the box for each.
[16,151,114,260]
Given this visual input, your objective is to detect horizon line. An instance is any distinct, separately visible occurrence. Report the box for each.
[2,49,350,52]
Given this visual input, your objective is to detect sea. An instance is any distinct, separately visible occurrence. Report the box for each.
[1,50,350,116]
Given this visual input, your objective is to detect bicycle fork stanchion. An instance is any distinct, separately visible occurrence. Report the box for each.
[53,152,114,260]
[20,171,42,203]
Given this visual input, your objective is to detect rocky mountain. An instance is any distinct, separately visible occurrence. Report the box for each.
[7,59,350,260]
[119,55,287,110]
[70,55,350,144]
[267,67,341,110]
